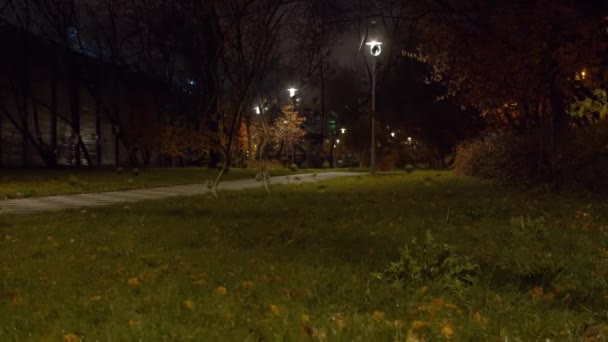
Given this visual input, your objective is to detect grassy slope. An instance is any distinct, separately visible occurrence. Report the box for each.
[1,171,607,340]
[0,167,347,199]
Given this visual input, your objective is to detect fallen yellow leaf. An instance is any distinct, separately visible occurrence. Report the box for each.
[371,310,385,321]
[270,304,280,316]
[127,277,140,287]
[213,286,227,296]
[9,292,23,305]
[63,334,80,342]
[410,320,426,330]
[531,285,544,300]
[128,320,141,327]
[182,299,195,311]
[441,320,455,338]
[89,295,102,302]
[241,280,254,289]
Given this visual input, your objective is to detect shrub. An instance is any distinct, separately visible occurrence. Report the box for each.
[373,230,478,290]
[453,130,532,184]
[404,164,414,173]
[321,160,330,169]
[556,121,608,194]
[289,163,298,171]
[454,124,608,193]
[132,168,140,176]
[116,167,124,175]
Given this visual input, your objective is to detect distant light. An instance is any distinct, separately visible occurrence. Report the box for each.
[67,27,78,37]
[407,137,413,143]
[254,106,260,114]
[336,139,340,144]
[340,128,346,134]
[287,88,298,97]
[366,40,383,57]
[283,120,288,124]
[189,80,196,85]
[390,132,395,138]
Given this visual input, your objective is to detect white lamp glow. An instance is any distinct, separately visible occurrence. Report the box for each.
[366,40,383,57]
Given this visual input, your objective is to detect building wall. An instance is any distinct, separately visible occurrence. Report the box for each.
[0,25,164,168]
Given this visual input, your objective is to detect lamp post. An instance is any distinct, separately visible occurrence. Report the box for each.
[366,40,382,174]
[287,87,298,98]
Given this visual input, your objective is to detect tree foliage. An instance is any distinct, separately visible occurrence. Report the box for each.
[273,104,307,164]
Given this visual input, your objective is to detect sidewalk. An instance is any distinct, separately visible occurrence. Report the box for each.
[0,172,362,214]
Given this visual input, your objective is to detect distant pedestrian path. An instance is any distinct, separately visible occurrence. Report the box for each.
[0,172,361,214]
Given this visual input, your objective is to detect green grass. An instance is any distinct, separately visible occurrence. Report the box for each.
[0,167,349,199]
[1,171,608,340]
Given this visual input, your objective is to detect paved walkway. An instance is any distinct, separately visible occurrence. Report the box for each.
[0,172,362,215]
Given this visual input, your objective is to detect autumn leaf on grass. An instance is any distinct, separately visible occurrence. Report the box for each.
[182,299,195,311]
[393,320,406,329]
[441,320,455,339]
[270,304,280,316]
[191,272,207,287]
[89,295,102,302]
[63,333,80,342]
[331,313,348,330]
[9,292,22,305]
[371,311,385,321]
[472,311,487,324]
[128,320,141,327]
[213,286,227,296]
[127,277,140,287]
[240,280,254,289]
[407,320,427,342]
[531,285,544,300]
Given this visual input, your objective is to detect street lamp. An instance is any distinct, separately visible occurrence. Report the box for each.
[287,87,298,98]
[340,128,346,134]
[366,39,382,174]
[254,106,261,115]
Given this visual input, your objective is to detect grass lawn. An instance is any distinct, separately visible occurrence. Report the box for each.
[1,171,608,340]
[0,167,356,199]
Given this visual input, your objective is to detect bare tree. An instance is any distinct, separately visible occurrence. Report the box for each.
[210,0,301,194]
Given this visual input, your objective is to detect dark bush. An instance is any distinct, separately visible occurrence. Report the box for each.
[556,122,608,194]
[453,130,533,184]
[453,123,608,193]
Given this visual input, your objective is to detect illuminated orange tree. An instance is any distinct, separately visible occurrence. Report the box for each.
[272,104,307,165]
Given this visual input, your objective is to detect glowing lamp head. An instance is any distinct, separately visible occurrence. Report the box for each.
[340,128,346,134]
[366,40,383,57]
[287,88,298,97]
[390,132,396,138]
[254,106,260,114]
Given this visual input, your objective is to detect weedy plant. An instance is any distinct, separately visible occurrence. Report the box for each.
[373,230,479,291]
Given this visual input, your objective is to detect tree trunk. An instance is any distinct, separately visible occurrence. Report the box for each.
[69,53,81,167]
[246,114,253,164]
[50,51,58,158]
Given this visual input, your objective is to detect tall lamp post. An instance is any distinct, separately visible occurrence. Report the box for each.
[287,87,298,98]
[366,40,382,174]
